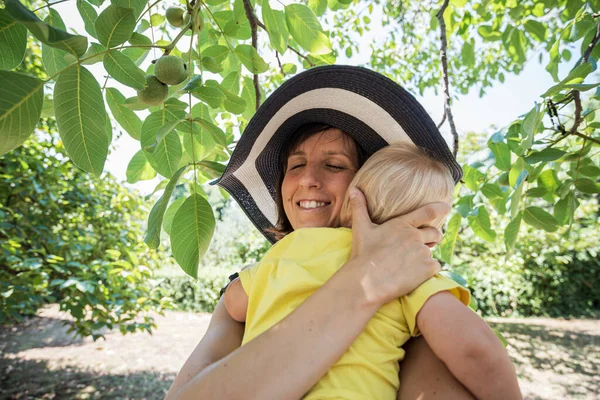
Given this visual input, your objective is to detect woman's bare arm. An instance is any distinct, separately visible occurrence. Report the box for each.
[166,193,449,400]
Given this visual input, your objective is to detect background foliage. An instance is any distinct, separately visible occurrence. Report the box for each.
[0,134,171,339]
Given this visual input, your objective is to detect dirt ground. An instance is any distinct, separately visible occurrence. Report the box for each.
[1,305,598,400]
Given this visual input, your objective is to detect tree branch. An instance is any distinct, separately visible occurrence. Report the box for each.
[582,18,600,63]
[276,52,285,76]
[242,0,261,110]
[287,45,315,67]
[573,131,600,145]
[436,0,459,157]
[436,110,447,129]
[569,19,600,134]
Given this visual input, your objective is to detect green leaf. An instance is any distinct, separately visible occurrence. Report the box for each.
[524,148,566,164]
[477,25,502,41]
[170,193,216,278]
[111,0,148,18]
[282,63,297,74]
[81,42,107,65]
[579,165,600,177]
[150,13,164,26]
[54,65,108,177]
[221,71,241,95]
[0,9,27,70]
[193,118,226,147]
[489,141,511,171]
[461,40,475,67]
[182,121,216,161]
[77,0,98,38]
[189,85,226,108]
[468,206,496,242]
[126,149,156,183]
[145,165,187,249]
[41,96,54,118]
[285,4,331,55]
[41,10,75,77]
[105,114,112,142]
[5,0,88,57]
[152,131,182,178]
[95,5,135,48]
[525,186,548,198]
[203,45,230,63]
[105,88,142,140]
[122,32,151,65]
[241,76,258,119]
[520,103,543,152]
[439,213,461,265]
[0,71,44,156]
[263,1,289,55]
[190,102,212,121]
[523,206,559,232]
[155,119,183,143]
[223,90,247,114]
[456,194,474,218]
[553,192,575,225]
[463,165,485,192]
[308,0,327,16]
[504,212,522,252]
[524,19,546,41]
[141,109,185,168]
[575,178,600,193]
[481,183,507,214]
[234,44,269,74]
[163,197,185,235]
[509,158,527,188]
[103,50,146,90]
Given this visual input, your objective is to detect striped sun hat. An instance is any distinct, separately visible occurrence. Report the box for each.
[213,65,462,243]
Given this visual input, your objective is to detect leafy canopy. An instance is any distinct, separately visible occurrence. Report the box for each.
[0,0,598,277]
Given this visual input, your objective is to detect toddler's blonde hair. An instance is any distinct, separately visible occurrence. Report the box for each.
[340,142,455,229]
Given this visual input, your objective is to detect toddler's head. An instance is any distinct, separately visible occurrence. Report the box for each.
[340,142,455,229]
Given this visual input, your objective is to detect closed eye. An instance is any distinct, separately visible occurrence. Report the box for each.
[327,164,345,170]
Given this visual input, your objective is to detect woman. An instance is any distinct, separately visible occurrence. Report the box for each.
[166,66,477,399]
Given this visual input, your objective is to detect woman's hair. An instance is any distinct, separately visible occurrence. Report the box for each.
[339,142,455,229]
[268,123,367,240]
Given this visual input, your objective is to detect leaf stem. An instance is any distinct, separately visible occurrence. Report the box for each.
[163,22,193,55]
[137,0,163,24]
[33,0,70,12]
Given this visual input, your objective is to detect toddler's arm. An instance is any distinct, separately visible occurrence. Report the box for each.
[416,291,522,400]
[223,278,248,323]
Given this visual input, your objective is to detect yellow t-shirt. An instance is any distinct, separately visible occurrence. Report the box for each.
[239,227,470,400]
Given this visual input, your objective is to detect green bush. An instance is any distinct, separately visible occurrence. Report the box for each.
[157,268,230,313]
[453,201,599,318]
[0,135,171,339]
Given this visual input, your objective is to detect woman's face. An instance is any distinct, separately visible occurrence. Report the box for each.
[282,128,360,230]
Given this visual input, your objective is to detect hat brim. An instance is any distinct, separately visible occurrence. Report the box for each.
[213,65,462,243]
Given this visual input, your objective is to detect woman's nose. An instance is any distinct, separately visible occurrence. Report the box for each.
[299,164,322,188]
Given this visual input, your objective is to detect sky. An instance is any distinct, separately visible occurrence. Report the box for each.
[50,1,560,196]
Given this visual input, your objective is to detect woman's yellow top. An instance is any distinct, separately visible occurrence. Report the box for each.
[239,227,470,400]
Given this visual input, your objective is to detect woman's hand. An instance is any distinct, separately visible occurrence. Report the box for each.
[347,188,450,307]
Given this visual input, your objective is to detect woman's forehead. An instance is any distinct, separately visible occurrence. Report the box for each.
[291,129,358,157]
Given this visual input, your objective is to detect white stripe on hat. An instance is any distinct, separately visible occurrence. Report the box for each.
[232,88,412,225]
